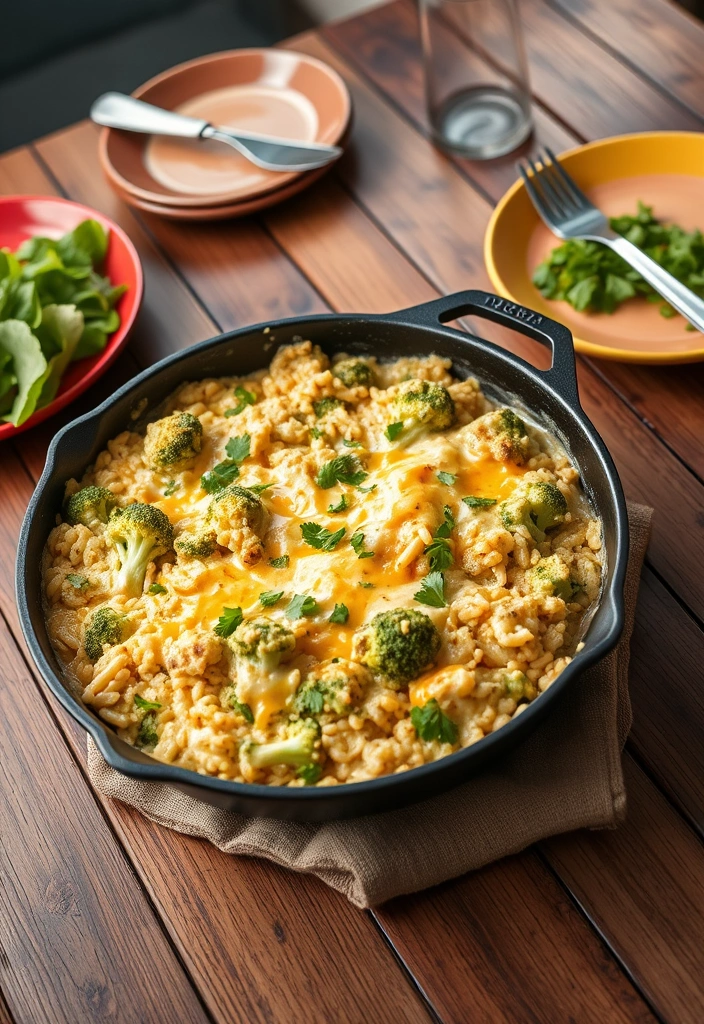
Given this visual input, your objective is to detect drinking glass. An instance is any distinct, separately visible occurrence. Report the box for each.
[419,0,533,160]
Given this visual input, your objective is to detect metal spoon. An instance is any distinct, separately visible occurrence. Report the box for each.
[90,92,343,173]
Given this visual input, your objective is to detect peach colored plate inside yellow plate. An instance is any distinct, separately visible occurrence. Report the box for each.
[484,132,704,364]
[100,48,351,208]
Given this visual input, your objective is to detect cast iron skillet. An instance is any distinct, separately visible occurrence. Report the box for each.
[16,290,628,821]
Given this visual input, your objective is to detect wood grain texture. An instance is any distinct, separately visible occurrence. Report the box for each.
[629,571,704,833]
[323,2,704,508]
[545,757,704,1023]
[0,616,209,1024]
[0,989,13,1024]
[553,0,704,119]
[376,851,656,1024]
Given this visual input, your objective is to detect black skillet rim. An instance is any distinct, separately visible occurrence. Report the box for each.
[16,290,629,812]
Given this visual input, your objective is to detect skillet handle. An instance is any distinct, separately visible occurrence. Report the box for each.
[388,290,580,407]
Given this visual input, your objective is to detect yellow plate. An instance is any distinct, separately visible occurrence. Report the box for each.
[484,131,704,364]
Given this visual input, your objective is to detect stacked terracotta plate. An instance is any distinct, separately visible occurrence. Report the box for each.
[99,49,352,221]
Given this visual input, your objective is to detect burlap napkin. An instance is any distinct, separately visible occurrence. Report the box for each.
[88,502,651,908]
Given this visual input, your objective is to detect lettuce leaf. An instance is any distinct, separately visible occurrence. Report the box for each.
[0,320,48,426]
[35,304,83,406]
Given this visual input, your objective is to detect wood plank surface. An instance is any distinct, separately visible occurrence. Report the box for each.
[545,757,704,1024]
[0,991,13,1024]
[554,0,704,119]
[0,615,210,1024]
[323,1,704,497]
[0,147,436,1024]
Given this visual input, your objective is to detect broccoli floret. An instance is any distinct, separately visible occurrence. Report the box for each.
[500,481,567,543]
[83,606,132,662]
[503,669,538,702]
[143,411,203,471]
[206,484,268,563]
[174,528,217,559]
[352,608,441,686]
[136,711,159,749]
[64,486,117,529]
[293,659,367,717]
[526,553,580,601]
[243,717,321,770]
[106,503,174,598]
[333,358,374,388]
[390,379,455,445]
[465,408,532,464]
[228,616,296,672]
[313,397,344,418]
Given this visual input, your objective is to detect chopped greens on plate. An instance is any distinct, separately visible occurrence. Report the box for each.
[0,219,126,426]
[533,201,704,321]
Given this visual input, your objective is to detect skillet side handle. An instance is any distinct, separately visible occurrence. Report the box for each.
[388,290,580,408]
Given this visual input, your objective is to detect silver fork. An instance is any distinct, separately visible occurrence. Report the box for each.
[518,147,704,334]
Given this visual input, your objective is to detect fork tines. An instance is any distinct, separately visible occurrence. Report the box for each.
[517,147,592,226]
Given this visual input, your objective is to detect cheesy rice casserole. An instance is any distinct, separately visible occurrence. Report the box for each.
[43,341,603,787]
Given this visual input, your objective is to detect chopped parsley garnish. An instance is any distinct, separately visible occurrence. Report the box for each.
[425,505,455,571]
[411,699,458,744]
[148,583,167,595]
[437,471,456,486]
[224,386,256,417]
[65,573,89,589]
[247,483,274,494]
[358,581,375,589]
[229,695,254,723]
[286,593,318,619]
[328,494,349,514]
[462,495,497,508]
[214,606,243,638]
[201,433,251,493]
[163,480,178,497]
[357,483,377,493]
[315,454,367,489]
[298,763,322,785]
[296,684,325,715]
[342,438,362,448]
[269,555,290,569]
[329,603,349,624]
[259,590,284,607]
[385,421,403,442]
[350,531,374,559]
[414,571,446,608]
[134,694,162,711]
[136,711,158,749]
[310,427,323,440]
[301,523,346,551]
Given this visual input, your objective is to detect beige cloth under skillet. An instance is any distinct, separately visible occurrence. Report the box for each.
[88,503,651,908]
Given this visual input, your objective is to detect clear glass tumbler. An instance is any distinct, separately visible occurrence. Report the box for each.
[419,0,533,160]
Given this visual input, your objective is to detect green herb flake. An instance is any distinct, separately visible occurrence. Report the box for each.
[65,573,89,589]
[297,763,322,785]
[328,494,349,514]
[462,495,497,508]
[213,606,243,638]
[201,461,240,493]
[134,694,162,711]
[310,427,323,440]
[229,696,254,723]
[269,555,290,569]
[410,699,458,744]
[414,571,446,608]
[224,386,256,417]
[300,522,346,551]
[148,583,167,595]
[350,531,374,559]
[259,590,284,607]
[163,480,178,497]
[329,603,349,624]
[357,483,377,493]
[342,438,362,448]
[385,421,403,442]
[247,483,274,494]
[225,433,251,463]
[315,454,367,489]
[358,581,375,589]
[437,471,456,485]
[286,593,318,619]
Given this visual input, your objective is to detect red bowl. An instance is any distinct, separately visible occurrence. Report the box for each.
[0,195,143,440]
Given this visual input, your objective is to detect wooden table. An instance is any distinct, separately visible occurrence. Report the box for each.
[1,1,704,1021]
